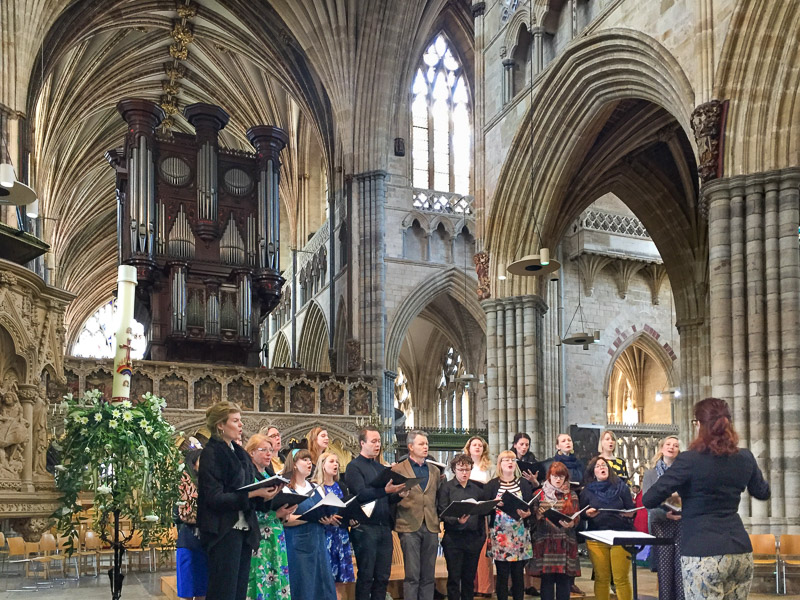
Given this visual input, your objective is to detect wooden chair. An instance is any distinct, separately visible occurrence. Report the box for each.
[750,533,779,594]
[29,533,63,580]
[77,530,101,576]
[149,527,178,570]
[780,534,800,594]
[56,534,81,580]
[126,530,150,572]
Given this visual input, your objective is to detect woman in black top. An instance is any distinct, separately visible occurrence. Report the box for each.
[197,402,280,600]
[436,453,486,600]
[643,397,770,600]
[580,456,635,600]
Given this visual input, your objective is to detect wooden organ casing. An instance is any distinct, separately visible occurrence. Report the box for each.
[107,99,288,365]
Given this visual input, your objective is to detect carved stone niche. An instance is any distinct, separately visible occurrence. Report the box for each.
[0,258,74,539]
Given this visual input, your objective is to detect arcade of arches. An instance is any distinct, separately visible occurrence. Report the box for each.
[1,0,799,536]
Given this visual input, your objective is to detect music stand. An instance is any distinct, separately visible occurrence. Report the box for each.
[581,530,674,600]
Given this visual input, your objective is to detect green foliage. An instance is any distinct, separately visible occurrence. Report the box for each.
[53,390,184,552]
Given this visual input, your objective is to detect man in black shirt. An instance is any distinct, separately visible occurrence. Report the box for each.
[344,426,408,600]
[437,453,487,600]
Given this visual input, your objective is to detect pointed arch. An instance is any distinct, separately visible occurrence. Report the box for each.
[486,29,699,321]
[385,267,485,372]
[602,329,678,404]
[715,0,800,174]
[271,331,291,369]
[297,301,331,372]
[332,298,348,373]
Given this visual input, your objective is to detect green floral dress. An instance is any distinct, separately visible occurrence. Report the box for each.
[246,472,291,600]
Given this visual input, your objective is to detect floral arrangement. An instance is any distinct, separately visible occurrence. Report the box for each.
[53,389,184,552]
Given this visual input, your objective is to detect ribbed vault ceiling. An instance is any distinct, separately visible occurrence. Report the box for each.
[7,0,472,344]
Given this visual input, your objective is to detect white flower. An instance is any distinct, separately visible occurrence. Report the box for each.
[121,400,132,408]
[175,501,187,507]
[122,411,133,422]
[80,428,87,435]
[144,426,153,434]
[64,393,74,402]
[143,514,159,523]
[80,416,89,425]
[54,464,66,472]
[97,485,112,494]
[160,398,167,408]
[153,431,160,439]
[168,425,176,433]
[139,419,149,429]
[138,445,147,453]
[108,420,118,429]
[84,447,91,453]
[111,409,121,418]
[94,413,103,422]
[178,463,185,471]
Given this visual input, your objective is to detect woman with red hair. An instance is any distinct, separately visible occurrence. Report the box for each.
[530,461,581,600]
[643,398,770,600]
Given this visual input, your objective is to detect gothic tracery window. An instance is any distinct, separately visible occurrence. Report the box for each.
[412,34,471,196]
[436,346,470,429]
[72,299,146,360]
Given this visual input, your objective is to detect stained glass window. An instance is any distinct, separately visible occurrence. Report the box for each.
[411,34,471,195]
[73,299,146,360]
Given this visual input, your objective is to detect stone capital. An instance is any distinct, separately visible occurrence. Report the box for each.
[471,1,486,17]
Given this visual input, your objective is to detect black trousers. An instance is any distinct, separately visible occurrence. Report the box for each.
[206,529,252,600]
[441,531,485,600]
[495,560,525,600]
[350,523,393,600]
[540,572,571,600]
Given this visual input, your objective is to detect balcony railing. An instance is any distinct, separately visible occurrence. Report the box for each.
[577,209,650,239]
[412,189,474,216]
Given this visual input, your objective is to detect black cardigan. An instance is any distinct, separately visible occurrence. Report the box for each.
[482,476,535,527]
[197,437,265,550]
[642,448,770,557]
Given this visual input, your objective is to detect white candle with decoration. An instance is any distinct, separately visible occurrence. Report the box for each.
[112,265,138,403]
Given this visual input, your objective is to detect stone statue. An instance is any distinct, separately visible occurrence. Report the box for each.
[0,383,28,479]
[32,385,49,476]
[346,338,362,373]
[473,251,491,300]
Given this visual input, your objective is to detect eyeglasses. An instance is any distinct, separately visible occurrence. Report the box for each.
[256,447,272,452]
[455,467,471,473]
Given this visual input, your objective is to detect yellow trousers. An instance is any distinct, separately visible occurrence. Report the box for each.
[586,540,633,600]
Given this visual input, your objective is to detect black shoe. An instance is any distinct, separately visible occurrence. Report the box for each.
[525,587,541,596]
[434,589,446,599]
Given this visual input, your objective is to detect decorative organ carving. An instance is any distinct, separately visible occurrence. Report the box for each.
[108,99,288,365]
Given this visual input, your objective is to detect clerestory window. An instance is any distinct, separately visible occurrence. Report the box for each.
[411,34,471,196]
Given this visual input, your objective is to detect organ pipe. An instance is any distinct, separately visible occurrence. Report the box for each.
[171,265,187,333]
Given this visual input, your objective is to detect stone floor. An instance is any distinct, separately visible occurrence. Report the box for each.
[0,563,787,599]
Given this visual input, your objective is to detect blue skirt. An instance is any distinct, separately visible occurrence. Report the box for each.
[177,547,209,597]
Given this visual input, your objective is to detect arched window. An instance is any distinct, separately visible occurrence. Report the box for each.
[72,300,146,360]
[411,34,471,196]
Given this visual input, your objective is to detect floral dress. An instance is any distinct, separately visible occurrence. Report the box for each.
[247,471,292,600]
[488,481,533,562]
[322,482,355,583]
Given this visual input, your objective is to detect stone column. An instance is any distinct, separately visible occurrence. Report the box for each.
[502,59,515,105]
[17,383,36,492]
[532,27,544,75]
[704,167,800,531]
[674,318,710,445]
[354,171,393,439]
[483,295,548,457]
[472,2,487,246]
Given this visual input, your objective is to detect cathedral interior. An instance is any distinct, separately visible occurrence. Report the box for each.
[1,0,799,545]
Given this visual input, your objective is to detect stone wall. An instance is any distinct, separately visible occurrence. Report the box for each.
[0,259,74,538]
